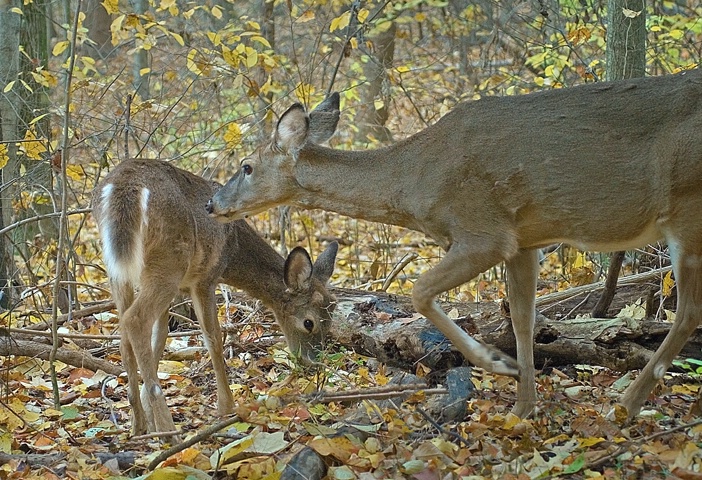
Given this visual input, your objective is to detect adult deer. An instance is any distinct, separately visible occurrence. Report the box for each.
[207,68,702,420]
[92,159,338,437]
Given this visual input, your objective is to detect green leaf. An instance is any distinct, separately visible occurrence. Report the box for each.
[563,453,585,474]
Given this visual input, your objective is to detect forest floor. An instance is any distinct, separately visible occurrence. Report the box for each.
[1,275,702,479]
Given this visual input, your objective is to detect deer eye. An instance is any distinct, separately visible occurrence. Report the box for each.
[303,319,314,332]
[242,164,253,175]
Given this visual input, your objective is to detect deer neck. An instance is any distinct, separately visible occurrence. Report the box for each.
[293,143,425,230]
[219,222,288,315]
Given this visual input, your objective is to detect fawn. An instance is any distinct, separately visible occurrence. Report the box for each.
[93,158,338,436]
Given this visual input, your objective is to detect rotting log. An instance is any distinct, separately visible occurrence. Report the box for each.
[326,286,702,373]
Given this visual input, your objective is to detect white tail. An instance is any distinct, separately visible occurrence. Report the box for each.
[93,159,338,437]
[207,69,702,420]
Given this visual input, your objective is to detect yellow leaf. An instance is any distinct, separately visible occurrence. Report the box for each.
[19,128,46,160]
[297,10,315,23]
[572,252,590,269]
[396,65,410,73]
[221,46,239,68]
[669,29,684,40]
[10,7,22,15]
[250,35,271,48]
[170,32,184,46]
[0,144,8,169]
[3,81,14,93]
[66,164,84,181]
[358,8,369,23]
[294,83,314,104]
[102,0,119,15]
[245,47,258,68]
[211,5,222,19]
[158,360,186,374]
[578,437,605,447]
[110,15,125,46]
[52,40,69,57]
[415,12,426,22]
[672,383,698,395]
[223,123,242,149]
[159,0,176,11]
[308,435,357,462]
[30,72,49,88]
[330,11,350,32]
[662,270,675,297]
[207,32,220,46]
[186,48,204,76]
[0,432,11,453]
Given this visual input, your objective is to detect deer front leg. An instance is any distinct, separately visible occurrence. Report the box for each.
[191,285,235,416]
[617,242,702,419]
[412,241,520,379]
[505,249,538,418]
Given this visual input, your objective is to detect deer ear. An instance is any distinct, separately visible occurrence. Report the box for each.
[275,104,309,152]
[312,241,338,283]
[284,246,314,291]
[308,93,340,144]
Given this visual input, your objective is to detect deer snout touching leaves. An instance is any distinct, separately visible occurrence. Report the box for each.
[93,159,338,438]
[208,69,702,422]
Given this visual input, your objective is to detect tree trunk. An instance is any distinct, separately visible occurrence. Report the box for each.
[83,0,113,59]
[0,0,23,308]
[606,0,646,80]
[354,3,395,145]
[131,0,150,99]
[594,0,646,317]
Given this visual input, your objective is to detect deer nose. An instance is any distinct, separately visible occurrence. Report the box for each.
[205,199,214,214]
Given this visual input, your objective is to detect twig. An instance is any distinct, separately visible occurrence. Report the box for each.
[146,415,242,471]
[50,0,82,410]
[381,252,418,291]
[6,327,202,341]
[21,301,116,331]
[307,383,448,404]
[0,208,92,237]
[414,405,471,448]
[129,430,181,442]
[326,0,392,95]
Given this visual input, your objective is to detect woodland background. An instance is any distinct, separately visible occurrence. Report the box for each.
[0,0,701,479]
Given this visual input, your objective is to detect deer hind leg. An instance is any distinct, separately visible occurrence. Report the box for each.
[110,279,151,435]
[412,241,519,379]
[505,249,538,418]
[617,240,702,419]
[191,284,234,416]
[121,283,179,436]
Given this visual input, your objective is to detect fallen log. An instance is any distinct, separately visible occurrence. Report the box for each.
[0,335,123,376]
[327,287,702,373]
